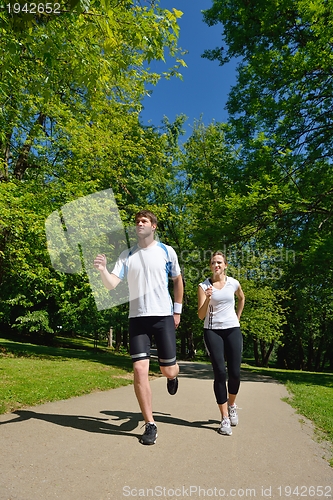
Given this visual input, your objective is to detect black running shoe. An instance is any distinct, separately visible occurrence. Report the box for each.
[167,377,178,395]
[140,423,158,445]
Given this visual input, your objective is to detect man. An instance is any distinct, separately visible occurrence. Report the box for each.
[94,210,183,445]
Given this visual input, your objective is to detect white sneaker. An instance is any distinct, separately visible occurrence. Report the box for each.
[228,404,238,426]
[218,417,232,435]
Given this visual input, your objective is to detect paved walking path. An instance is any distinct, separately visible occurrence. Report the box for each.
[0,362,332,500]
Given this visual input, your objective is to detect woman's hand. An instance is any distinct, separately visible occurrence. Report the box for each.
[198,285,213,320]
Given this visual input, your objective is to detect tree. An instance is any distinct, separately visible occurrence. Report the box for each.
[0,0,185,340]
[202,0,333,238]
[240,280,286,367]
[172,120,288,364]
[202,0,333,370]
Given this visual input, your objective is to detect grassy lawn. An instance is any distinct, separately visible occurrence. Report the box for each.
[242,364,333,465]
[0,337,160,415]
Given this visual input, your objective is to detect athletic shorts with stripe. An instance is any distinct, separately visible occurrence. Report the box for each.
[129,316,177,367]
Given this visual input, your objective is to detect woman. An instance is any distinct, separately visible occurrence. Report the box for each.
[198,251,245,435]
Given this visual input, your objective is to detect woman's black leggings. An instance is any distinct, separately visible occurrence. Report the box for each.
[204,327,243,405]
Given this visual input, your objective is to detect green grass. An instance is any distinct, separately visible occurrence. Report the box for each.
[0,337,160,415]
[242,364,333,465]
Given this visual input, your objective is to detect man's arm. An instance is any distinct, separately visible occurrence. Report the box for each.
[93,254,121,290]
[172,274,184,328]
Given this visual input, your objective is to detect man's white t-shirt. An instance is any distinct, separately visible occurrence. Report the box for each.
[111,241,181,318]
[199,276,240,329]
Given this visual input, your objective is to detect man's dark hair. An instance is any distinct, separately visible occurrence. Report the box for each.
[135,210,158,226]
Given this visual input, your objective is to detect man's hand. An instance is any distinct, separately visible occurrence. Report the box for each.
[94,254,107,271]
[173,313,181,329]
[93,254,121,290]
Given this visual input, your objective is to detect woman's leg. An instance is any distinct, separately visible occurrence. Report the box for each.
[204,329,228,418]
[224,327,243,425]
[224,326,243,398]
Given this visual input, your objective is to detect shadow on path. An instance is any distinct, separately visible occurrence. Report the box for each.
[0,409,219,439]
[178,361,279,384]
[177,361,213,379]
[240,369,281,383]
[0,362,279,443]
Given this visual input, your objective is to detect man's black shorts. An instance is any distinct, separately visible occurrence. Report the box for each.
[129,316,176,367]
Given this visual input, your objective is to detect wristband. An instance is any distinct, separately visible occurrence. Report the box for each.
[173,302,182,314]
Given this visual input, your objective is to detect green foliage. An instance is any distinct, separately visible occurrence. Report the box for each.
[13,310,54,335]
[169,120,289,364]
[2,0,333,375]
[202,0,333,235]
[201,0,333,370]
[240,280,287,367]
[0,0,185,341]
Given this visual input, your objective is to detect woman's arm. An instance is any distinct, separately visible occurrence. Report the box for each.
[235,285,245,320]
[198,285,213,320]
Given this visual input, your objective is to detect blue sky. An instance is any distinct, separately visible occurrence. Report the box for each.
[139,0,238,142]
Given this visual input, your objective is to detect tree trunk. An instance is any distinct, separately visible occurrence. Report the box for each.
[107,328,113,348]
[122,327,128,351]
[260,339,266,366]
[298,335,305,370]
[115,328,122,352]
[253,338,260,366]
[186,330,195,359]
[262,341,274,367]
[307,332,314,371]
[314,335,324,371]
[93,331,98,351]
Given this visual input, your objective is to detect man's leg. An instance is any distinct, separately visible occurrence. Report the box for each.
[129,318,154,422]
[160,363,179,379]
[133,359,153,423]
[133,358,158,445]
[154,316,179,395]
[129,318,158,445]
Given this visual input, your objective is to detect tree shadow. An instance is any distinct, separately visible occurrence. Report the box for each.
[178,361,281,384]
[240,369,282,383]
[177,361,214,379]
[0,409,219,441]
[0,361,282,443]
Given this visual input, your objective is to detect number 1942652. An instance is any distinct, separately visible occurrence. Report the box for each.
[6,3,61,13]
